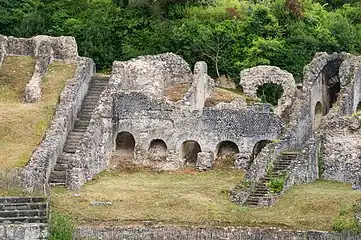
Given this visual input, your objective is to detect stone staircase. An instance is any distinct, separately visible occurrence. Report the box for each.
[0,197,48,224]
[49,75,109,185]
[244,152,298,207]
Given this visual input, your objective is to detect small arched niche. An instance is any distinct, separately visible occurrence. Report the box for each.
[180,140,201,165]
[115,131,135,160]
[249,140,271,169]
[314,101,324,130]
[216,141,239,157]
[356,101,361,112]
[256,83,284,106]
[148,139,168,161]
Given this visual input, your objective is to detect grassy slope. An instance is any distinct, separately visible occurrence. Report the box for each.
[51,169,361,231]
[0,57,76,169]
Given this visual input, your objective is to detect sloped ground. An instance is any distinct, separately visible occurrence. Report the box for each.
[0,57,76,169]
[51,169,361,231]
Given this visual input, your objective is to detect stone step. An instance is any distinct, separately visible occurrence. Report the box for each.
[54,163,68,171]
[0,197,45,204]
[0,216,47,224]
[0,203,47,211]
[0,209,46,218]
[74,120,90,127]
[92,77,109,82]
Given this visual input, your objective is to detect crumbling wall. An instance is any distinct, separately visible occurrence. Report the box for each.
[110,53,193,100]
[0,223,48,240]
[110,92,284,171]
[23,57,95,191]
[0,35,78,102]
[320,115,361,183]
[239,66,296,117]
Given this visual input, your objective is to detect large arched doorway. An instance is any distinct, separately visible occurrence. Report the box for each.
[249,140,271,169]
[314,101,323,130]
[148,139,168,161]
[180,140,201,165]
[115,131,135,161]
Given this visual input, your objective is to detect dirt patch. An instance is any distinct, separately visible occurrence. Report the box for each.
[165,83,191,101]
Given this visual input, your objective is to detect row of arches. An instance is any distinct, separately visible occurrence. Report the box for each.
[115,132,270,166]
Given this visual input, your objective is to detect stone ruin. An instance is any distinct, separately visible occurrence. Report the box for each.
[1,35,361,207]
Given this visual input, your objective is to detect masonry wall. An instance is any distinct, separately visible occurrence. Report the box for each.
[0,224,48,240]
[74,226,361,240]
[112,92,284,169]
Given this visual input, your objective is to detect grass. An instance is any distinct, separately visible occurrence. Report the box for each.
[51,169,361,231]
[0,57,76,169]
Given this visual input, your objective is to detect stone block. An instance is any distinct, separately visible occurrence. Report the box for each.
[196,151,214,171]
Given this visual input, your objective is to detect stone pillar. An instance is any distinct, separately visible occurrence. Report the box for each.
[196,151,214,171]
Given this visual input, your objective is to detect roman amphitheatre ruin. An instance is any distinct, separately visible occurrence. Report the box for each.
[1,35,361,239]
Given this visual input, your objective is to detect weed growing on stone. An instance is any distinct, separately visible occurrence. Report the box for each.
[266,172,287,194]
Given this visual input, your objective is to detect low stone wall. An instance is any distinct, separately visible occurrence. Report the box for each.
[74,226,361,240]
[0,224,48,240]
[23,57,95,191]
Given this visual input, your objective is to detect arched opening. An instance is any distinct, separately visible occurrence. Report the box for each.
[314,101,323,130]
[148,139,168,161]
[115,131,135,160]
[356,101,361,112]
[216,141,240,168]
[180,140,201,165]
[217,141,239,157]
[249,140,271,169]
[256,83,284,106]
[322,60,342,112]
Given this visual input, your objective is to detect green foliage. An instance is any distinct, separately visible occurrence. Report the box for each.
[266,172,287,194]
[50,211,74,240]
[1,0,361,79]
[333,204,361,234]
[256,83,284,106]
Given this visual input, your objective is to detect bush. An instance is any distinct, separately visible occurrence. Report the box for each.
[266,173,287,193]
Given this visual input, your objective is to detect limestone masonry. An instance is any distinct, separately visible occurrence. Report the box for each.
[1,35,361,238]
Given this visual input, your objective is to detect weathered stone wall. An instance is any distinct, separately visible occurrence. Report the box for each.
[111,92,283,170]
[0,224,48,240]
[0,35,78,102]
[239,66,296,117]
[320,115,361,183]
[110,53,193,100]
[74,225,361,240]
[23,57,95,191]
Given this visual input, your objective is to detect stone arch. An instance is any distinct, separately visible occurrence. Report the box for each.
[356,101,361,112]
[180,140,201,165]
[148,139,167,153]
[249,140,271,169]
[314,101,323,130]
[239,66,296,116]
[216,141,239,157]
[148,139,168,161]
[115,131,135,160]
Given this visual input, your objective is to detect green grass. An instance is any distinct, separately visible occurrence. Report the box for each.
[51,169,361,231]
[0,57,76,169]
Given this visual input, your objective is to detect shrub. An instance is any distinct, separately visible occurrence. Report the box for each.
[333,204,361,234]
